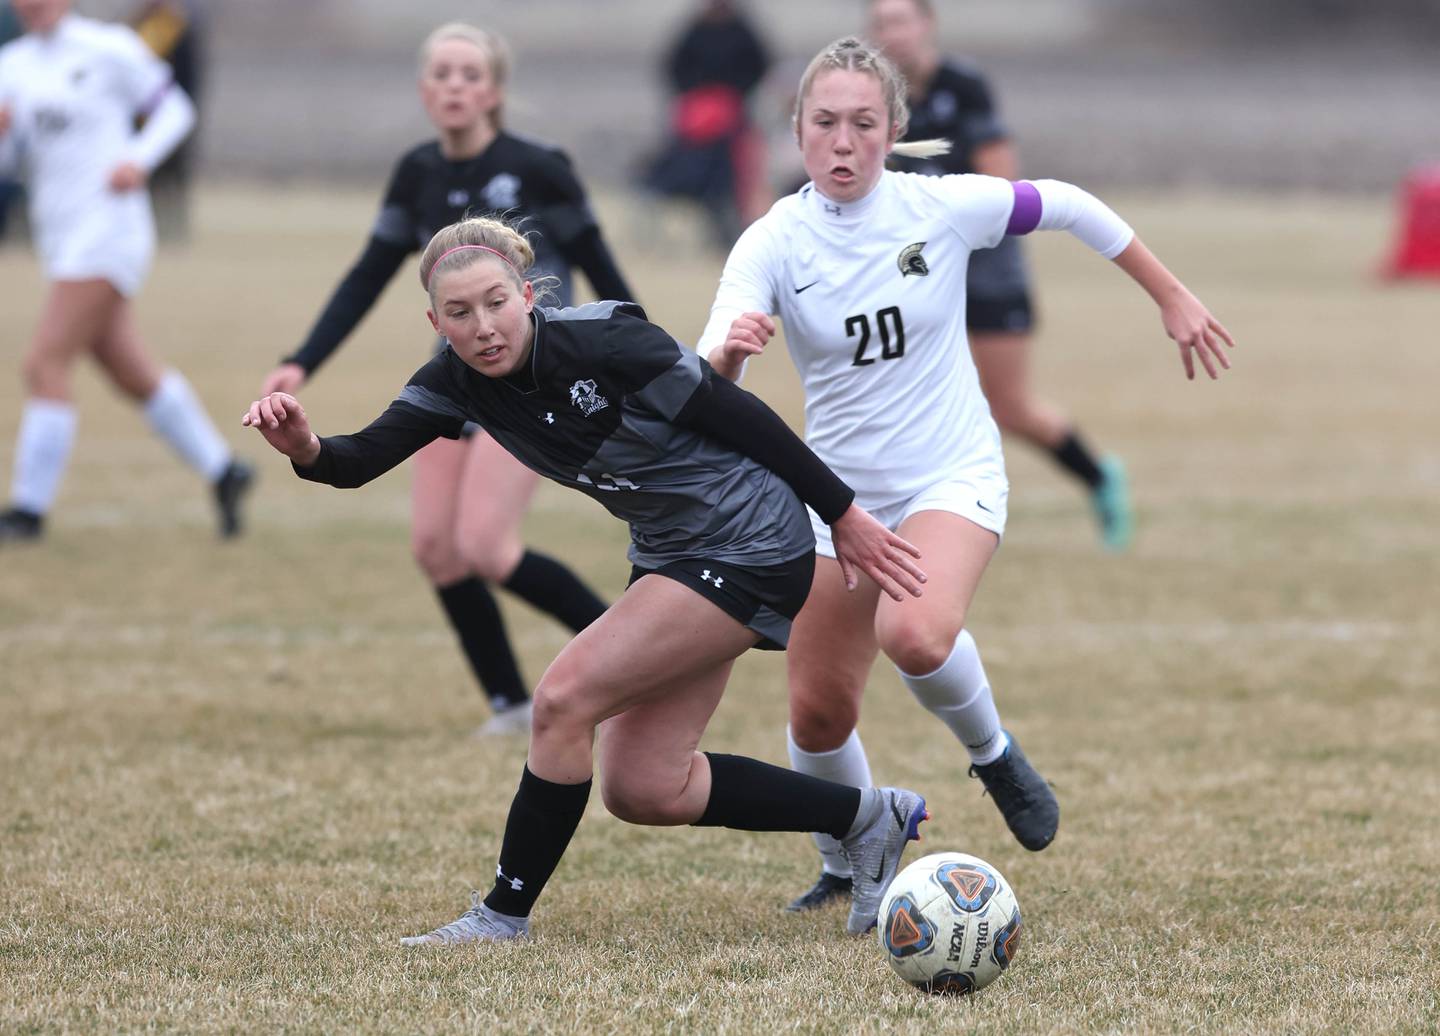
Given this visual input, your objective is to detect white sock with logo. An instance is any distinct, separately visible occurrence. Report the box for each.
[898,630,1009,766]
[143,370,231,481]
[787,726,873,878]
[10,398,78,515]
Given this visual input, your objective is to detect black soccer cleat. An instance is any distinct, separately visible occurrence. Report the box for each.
[969,732,1059,851]
[0,507,44,544]
[212,461,255,539]
[784,870,853,913]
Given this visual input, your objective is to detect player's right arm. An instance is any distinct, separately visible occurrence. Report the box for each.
[245,358,469,488]
[261,153,420,394]
[695,216,781,382]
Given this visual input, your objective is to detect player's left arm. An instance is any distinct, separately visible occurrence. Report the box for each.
[106,26,195,189]
[1006,178,1237,380]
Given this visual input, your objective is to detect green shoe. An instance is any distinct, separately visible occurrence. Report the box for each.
[1091,456,1133,551]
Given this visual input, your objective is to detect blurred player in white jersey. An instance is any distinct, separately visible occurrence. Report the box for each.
[869,0,1134,550]
[0,0,251,543]
[698,37,1235,910]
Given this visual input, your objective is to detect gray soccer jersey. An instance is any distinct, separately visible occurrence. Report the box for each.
[298,301,816,570]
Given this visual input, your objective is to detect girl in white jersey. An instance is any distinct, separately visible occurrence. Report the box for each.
[698,37,1235,910]
[0,0,251,544]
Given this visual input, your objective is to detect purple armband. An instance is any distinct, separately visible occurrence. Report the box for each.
[1005,181,1042,236]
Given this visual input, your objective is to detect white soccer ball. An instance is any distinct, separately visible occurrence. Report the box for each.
[876,851,1022,995]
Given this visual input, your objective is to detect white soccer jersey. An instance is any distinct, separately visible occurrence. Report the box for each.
[698,171,1023,504]
[0,15,176,291]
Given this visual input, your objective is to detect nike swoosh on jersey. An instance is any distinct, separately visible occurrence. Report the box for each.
[793,281,820,294]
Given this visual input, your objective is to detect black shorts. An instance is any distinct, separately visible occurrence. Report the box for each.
[966,293,1034,334]
[627,551,816,651]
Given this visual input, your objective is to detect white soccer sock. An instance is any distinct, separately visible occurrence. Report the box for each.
[143,370,231,482]
[898,630,1010,766]
[788,726,873,878]
[10,398,78,515]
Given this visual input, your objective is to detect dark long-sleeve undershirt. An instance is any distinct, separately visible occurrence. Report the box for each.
[673,368,854,525]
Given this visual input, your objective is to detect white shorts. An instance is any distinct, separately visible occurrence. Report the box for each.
[809,467,1009,559]
[37,203,155,298]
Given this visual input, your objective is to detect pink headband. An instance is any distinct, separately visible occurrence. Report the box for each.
[427,244,520,288]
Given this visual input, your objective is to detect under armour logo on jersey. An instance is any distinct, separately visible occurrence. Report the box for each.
[541,412,554,424]
[700,569,725,588]
[496,865,524,891]
[898,242,930,277]
[447,189,470,208]
[569,379,610,417]
[482,173,521,210]
[823,201,842,216]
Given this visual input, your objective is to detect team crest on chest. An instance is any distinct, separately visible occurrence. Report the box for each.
[569,379,610,417]
[483,173,522,210]
[898,242,930,277]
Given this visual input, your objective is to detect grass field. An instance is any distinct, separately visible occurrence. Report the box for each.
[1,185,1438,1034]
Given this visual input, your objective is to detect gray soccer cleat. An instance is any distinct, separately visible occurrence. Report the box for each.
[399,891,529,946]
[839,787,928,935]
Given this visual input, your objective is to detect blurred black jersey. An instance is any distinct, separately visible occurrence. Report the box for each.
[287,132,633,375]
[891,60,1008,178]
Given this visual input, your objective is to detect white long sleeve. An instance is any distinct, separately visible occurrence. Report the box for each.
[124,84,195,173]
[1027,178,1135,258]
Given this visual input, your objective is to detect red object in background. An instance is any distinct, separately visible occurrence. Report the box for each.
[1384,165,1440,278]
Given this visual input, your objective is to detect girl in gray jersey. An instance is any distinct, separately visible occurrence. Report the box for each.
[242,216,934,943]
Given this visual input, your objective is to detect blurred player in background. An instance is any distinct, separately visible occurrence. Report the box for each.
[641,0,771,247]
[699,37,1234,910]
[243,215,930,944]
[0,0,252,544]
[868,0,1134,550]
[126,0,203,240]
[259,23,634,735]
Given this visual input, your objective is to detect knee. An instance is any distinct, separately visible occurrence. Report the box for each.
[984,389,1026,433]
[456,534,522,583]
[411,526,466,585]
[880,621,960,678]
[21,350,68,397]
[789,680,862,753]
[600,771,688,826]
[530,671,594,741]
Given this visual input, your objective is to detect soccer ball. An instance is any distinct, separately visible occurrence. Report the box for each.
[876,851,1022,995]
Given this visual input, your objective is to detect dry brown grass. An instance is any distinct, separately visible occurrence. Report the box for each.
[1,186,1437,1034]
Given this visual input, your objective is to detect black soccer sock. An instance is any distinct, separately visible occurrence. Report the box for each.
[502,550,608,632]
[484,766,592,918]
[694,753,862,839]
[435,577,529,708]
[1050,429,1105,490]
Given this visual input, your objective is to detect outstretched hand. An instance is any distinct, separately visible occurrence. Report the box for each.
[709,312,775,381]
[241,392,320,465]
[1160,286,1236,381]
[830,504,926,601]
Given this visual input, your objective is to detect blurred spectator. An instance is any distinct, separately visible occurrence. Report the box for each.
[0,0,20,240]
[640,0,771,247]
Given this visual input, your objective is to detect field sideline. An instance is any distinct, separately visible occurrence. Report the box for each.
[1,185,1437,1034]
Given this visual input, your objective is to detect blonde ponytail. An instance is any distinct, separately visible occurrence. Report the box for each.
[891,138,952,160]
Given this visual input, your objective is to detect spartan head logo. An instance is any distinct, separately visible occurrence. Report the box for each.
[569,378,610,417]
[898,242,930,277]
